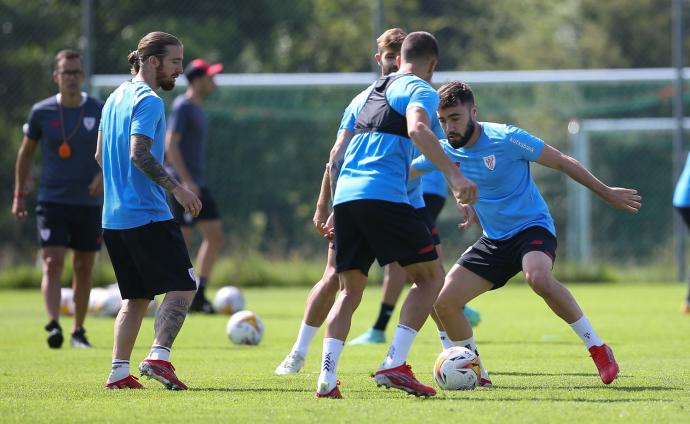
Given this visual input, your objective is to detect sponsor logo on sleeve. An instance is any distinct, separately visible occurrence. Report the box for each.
[509,137,535,153]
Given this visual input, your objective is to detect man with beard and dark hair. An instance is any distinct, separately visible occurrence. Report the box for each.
[96,31,201,390]
[412,81,642,387]
[12,49,103,350]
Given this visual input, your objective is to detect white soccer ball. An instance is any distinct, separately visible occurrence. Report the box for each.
[213,286,245,315]
[433,346,481,390]
[88,287,108,315]
[226,310,264,345]
[94,287,122,317]
[60,287,75,316]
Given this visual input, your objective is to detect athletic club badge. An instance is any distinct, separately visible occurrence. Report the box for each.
[483,154,496,170]
[40,228,51,241]
[83,116,96,131]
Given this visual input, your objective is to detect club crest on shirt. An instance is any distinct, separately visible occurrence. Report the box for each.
[83,117,96,131]
[40,229,51,241]
[483,154,496,171]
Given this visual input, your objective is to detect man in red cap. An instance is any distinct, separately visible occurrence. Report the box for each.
[165,58,224,313]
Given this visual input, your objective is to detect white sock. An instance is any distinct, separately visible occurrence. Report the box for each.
[438,330,454,350]
[147,344,171,361]
[569,315,603,349]
[452,336,490,380]
[317,338,344,393]
[292,322,319,356]
[107,359,130,384]
[381,324,417,369]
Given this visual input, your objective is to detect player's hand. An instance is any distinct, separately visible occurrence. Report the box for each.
[172,185,202,218]
[313,203,329,232]
[11,198,28,222]
[322,212,335,240]
[457,203,479,230]
[603,187,641,213]
[183,181,201,198]
[88,173,103,196]
[449,173,478,205]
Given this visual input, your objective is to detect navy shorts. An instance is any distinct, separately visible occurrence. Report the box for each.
[36,202,102,251]
[458,226,557,289]
[170,186,220,226]
[103,220,197,300]
[422,193,446,224]
[334,199,438,275]
[415,207,441,245]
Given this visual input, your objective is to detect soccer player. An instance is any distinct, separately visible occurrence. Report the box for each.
[12,49,103,349]
[166,58,225,313]
[314,32,477,399]
[275,27,409,376]
[97,32,201,390]
[673,151,690,314]
[412,81,641,386]
[348,162,482,346]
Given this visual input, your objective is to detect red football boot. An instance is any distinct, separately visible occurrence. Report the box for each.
[139,359,188,390]
[315,381,343,399]
[374,363,436,397]
[105,375,144,389]
[589,344,619,385]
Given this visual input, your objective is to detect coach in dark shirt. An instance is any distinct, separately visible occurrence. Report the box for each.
[12,49,103,349]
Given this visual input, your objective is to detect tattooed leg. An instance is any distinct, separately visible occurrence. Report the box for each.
[153,291,195,348]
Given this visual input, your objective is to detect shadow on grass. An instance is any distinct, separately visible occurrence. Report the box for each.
[492,385,682,391]
[428,396,673,403]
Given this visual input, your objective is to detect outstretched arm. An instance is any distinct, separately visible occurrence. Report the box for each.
[536,143,641,213]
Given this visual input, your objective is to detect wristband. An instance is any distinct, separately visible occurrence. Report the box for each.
[13,191,28,199]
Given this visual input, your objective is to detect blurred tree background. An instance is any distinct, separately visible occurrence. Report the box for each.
[0,0,687,269]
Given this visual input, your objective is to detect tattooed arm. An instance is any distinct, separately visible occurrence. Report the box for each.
[130,134,202,217]
[130,134,179,191]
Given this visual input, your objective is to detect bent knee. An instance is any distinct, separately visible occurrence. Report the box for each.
[525,270,555,295]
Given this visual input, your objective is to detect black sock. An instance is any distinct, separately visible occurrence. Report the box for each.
[45,320,61,332]
[197,277,208,297]
[373,303,395,331]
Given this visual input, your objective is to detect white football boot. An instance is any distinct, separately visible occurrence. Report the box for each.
[274,351,306,375]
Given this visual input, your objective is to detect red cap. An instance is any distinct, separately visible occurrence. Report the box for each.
[184,58,224,81]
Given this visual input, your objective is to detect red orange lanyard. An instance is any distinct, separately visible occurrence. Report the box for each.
[57,101,84,159]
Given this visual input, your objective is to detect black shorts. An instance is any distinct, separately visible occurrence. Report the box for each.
[170,186,220,226]
[36,202,102,251]
[415,207,441,245]
[334,199,438,275]
[458,226,557,290]
[423,193,446,223]
[103,220,197,300]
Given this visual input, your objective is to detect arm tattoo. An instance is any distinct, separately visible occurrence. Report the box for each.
[328,158,344,201]
[130,134,179,192]
[153,296,189,347]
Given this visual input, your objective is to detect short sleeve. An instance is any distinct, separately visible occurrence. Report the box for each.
[503,125,545,161]
[406,82,439,123]
[131,95,163,139]
[24,106,42,140]
[411,154,438,174]
[338,102,356,133]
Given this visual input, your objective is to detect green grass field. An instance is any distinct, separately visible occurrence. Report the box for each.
[1,283,689,423]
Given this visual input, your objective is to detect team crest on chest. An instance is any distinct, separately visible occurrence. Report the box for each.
[83,117,96,131]
[483,154,496,171]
